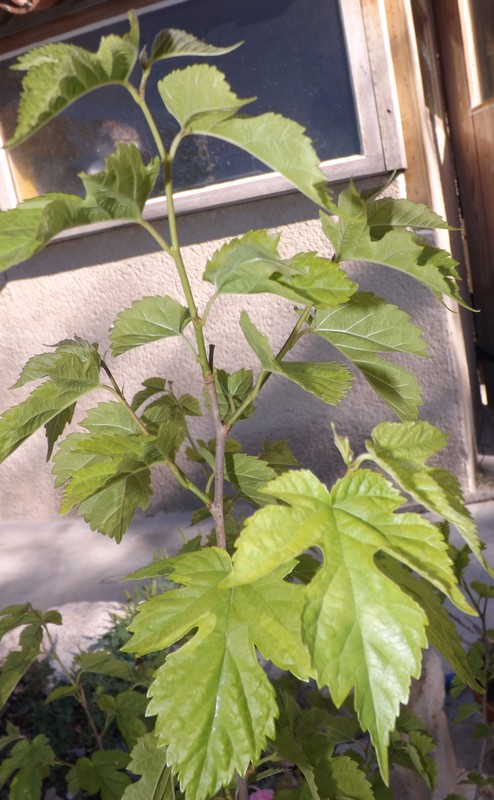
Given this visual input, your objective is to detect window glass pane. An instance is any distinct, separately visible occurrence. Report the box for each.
[0,0,361,200]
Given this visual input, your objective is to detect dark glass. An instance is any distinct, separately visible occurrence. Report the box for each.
[0,0,360,200]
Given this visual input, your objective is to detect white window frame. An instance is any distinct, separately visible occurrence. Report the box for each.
[0,0,406,223]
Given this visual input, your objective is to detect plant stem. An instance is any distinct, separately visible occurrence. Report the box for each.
[43,626,104,751]
[237,775,249,800]
[204,372,228,549]
[227,306,312,427]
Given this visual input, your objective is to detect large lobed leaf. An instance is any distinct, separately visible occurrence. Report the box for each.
[311,292,427,420]
[225,467,471,780]
[240,311,352,405]
[8,13,139,147]
[159,65,334,211]
[124,548,311,800]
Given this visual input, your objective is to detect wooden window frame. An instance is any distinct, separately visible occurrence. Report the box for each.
[0,0,406,222]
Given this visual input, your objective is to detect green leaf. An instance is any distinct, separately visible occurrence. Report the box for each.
[44,404,76,460]
[124,548,311,800]
[321,185,465,306]
[212,368,254,421]
[67,751,130,800]
[0,735,55,799]
[240,312,352,405]
[77,651,134,681]
[260,439,299,474]
[82,401,143,436]
[110,296,191,356]
[226,467,470,779]
[0,625,43,711]
[149,28,241,65]
[8,12,139,146]
[123,734,174,800]
[159,65,334,210]
[0,338,101,462]
[204,231,356,307]
[131,378,167,412]
[0,145,159,273]
[366,197,450,238]
[159,64,254,128]
[98,691,148,749]
[224,452,277,506]
[365,421,492,574]
[312,292,427,419]
[80,143,160,219]
[377,555,480,690]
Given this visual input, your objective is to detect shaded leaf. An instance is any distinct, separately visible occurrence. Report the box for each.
[77,651,134,681]
[124,548,310,800]
[123,734,174,800]
[366,197,450,238]
[149,28,241,65]
[110,295,191,356]
[67,751,130,800]
[312,292,427,419]
[224,452,277,506]
[212,368,254,421]
[44,403,75,460]
[0,735,55,799]
[260,439,299,474]
[240,311,352,405]
[8,12,139,146]
[98,691,148,749]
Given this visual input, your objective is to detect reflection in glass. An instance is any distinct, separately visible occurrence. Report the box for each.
[0,0,361,201]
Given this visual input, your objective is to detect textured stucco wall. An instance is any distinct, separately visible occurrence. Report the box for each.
[0,180,477,520]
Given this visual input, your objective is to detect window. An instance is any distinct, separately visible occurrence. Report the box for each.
[0,0,405,215]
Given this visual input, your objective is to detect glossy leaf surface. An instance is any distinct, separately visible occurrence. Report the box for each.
[226,467,470,778]
[124,548,310,800]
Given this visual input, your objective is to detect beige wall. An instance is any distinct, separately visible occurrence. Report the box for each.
[0,178,478,520]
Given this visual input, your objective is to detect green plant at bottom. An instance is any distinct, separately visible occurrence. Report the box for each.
[0,11,491,800]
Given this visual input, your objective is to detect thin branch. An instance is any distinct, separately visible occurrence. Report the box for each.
[204,372,228,550]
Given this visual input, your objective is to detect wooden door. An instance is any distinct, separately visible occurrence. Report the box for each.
[433,1,494,403]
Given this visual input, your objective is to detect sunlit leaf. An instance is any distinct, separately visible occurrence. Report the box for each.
[110,295,191,355]
[365,197,450,238]
[365,421,492,573]
[0,340,102,462]
[204,230,355,307]
[159,64,254,128]
[8,12,139,146]
[226,467,470,778]
[224,452,276,506]
[321,185,465,306]
[124,548,310,800]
